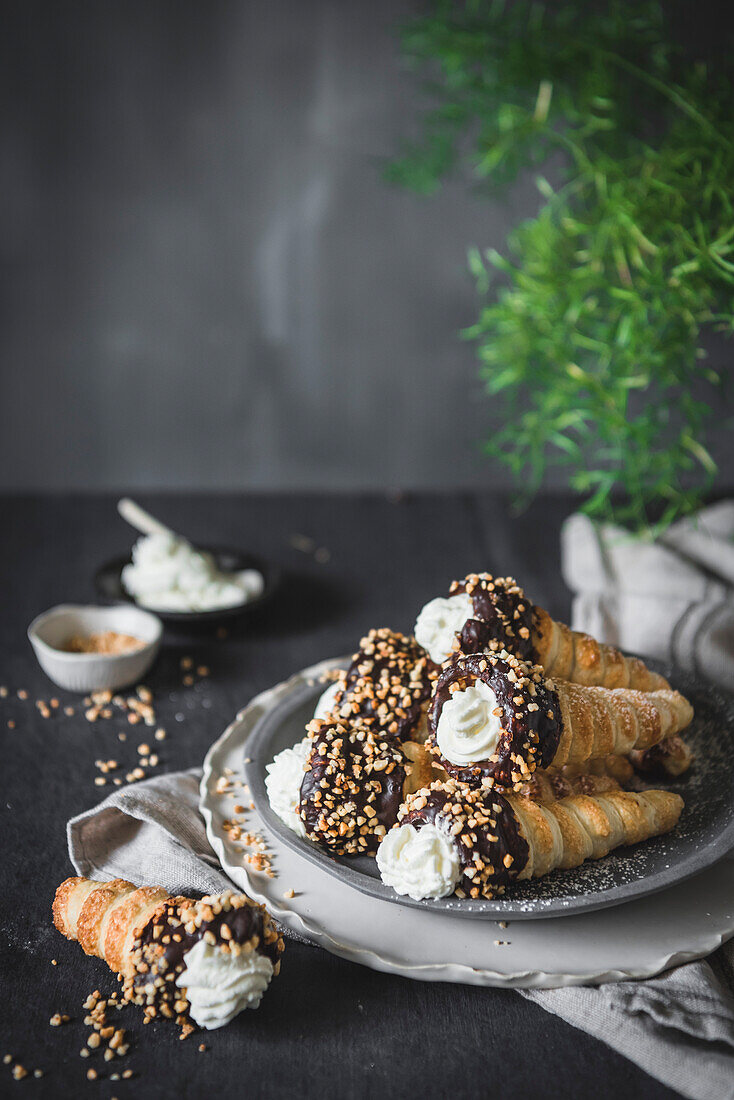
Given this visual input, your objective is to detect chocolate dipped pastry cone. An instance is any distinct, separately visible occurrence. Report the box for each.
[376,780,683,901]
[629,734,694,780]
[415,572,669,691]
[511,768,623,804]
[53,878,283,1032]
[297,719,436,855]
[554,753,635,787]
[427,650,693,790]
[310,628,439,742]
[426,749,630,802]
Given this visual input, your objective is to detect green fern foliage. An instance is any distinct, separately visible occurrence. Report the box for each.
[387,0,734,532]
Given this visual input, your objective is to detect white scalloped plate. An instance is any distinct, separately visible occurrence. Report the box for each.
[200,659,734,989]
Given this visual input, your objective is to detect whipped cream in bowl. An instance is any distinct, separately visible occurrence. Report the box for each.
[121,532,264,613]
[101,498,276,621]
[377,822,461,901]
[414,593,473,664]
[436,680,504,766]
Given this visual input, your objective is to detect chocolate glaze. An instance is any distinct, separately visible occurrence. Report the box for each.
[427,651,562,789]
[129,895,282,1022]
[401,785,530,898]
[299,721,406,855]
[338,628,438,741]
[136,899,280,976]
[450,575,537,662]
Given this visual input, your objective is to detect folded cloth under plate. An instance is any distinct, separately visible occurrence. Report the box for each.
[67,770,734,1099]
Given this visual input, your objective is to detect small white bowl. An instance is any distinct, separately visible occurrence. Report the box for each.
[28,604,162,693]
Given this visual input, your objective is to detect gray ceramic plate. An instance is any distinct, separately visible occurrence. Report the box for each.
[244,657,734,919]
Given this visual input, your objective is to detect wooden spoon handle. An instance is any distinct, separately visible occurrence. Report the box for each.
[117,498,173,538]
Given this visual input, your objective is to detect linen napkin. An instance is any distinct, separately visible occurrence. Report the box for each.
[67,771,734,1100]
[562,501,734,690]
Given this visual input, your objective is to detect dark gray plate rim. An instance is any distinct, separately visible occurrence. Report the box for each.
[244,656,734,920]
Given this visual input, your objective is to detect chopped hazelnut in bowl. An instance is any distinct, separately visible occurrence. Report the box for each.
[28,604,162,693]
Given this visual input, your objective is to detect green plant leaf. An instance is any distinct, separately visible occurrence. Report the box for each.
[386,0,733,533]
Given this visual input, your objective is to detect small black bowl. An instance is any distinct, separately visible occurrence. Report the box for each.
[94,546,280,626]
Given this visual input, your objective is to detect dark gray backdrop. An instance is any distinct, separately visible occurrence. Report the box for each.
[2,0,732,491]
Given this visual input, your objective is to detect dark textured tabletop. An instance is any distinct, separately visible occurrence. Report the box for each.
[1,493,677,1099]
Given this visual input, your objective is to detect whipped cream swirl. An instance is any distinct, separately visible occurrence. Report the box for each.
[414,593,473,664]
[313,680,343,721]
[265,737,310,837]
[176,939,274,1029]
[377,822,460,900]
[436,679,503,766]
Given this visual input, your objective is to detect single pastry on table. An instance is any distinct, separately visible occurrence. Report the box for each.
[296,719,437,855]
[415,572,669,691]
[376,779,683,901]
[427,649,693,790]
[53,878,283,1032]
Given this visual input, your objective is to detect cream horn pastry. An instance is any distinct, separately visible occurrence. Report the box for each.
[510,768,623,804]
[376,779,683,901]
[426,650,693,790]
[553,753,635,787]
[430,754,630,803]
[53,878,283,1032]
[415,572,669,691]
[313,628,439,742]
[629,734,694,780]
[297,718,435,855]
